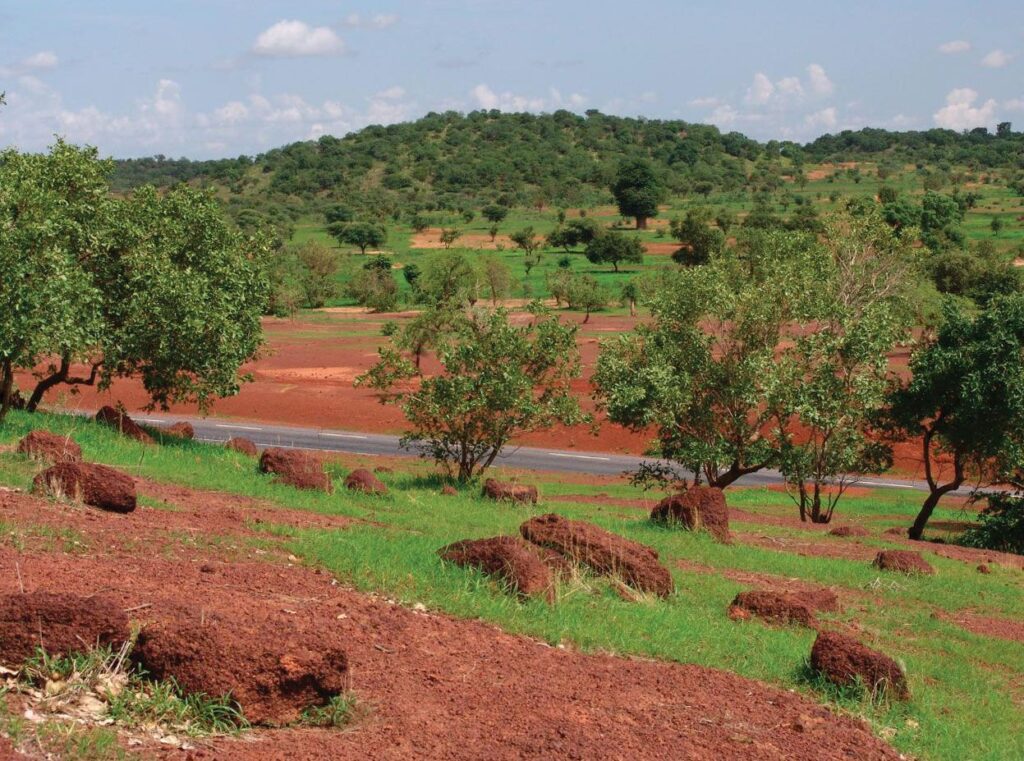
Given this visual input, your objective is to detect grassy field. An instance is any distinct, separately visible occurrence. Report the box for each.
[290,162,1024,312]
[1,410,1022,759]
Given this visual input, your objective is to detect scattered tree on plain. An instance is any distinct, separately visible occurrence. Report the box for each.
[611,159,665,230]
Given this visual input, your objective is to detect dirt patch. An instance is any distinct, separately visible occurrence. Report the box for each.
[651,487,730,543]
[260,448,332,493]
[811,630,909,700]
[0,592,129,665]
[482,479,538,505]
[520,513,673,597]
[438,536,556,601]
[344,468,387,495]
[676,559,845,612]
[33,462,137,514]
[729,590,818,628]
[642,241,680,255]
[948,612,1024,644]
[135,615,349,726]
[828,525,871,538]
[95,405,154,444]
[16,430,82,464]
[873,550,934,575]
[0,485,901,760]
[410,229,517,251]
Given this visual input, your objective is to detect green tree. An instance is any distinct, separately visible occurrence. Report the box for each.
[357,306,585,480]
[478,255,512,305]
[584,231,644,272]
[510,226,541,256]
[294,241,340,308]
[886,295,1024,539]
[670,208,726,266]
[991,216,1004,235]
[346,263,398,312]
[419,250,479,306]
[329,221,387,254]
[439,228,462,249]
[611,159,665,229]
[564,274,609,322]
[481,204,509,224]
[546,218,600,252]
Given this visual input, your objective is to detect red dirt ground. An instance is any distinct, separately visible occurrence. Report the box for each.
[0,486,900,760]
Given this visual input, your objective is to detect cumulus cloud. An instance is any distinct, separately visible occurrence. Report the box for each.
[933,88,997,130]
[470,84,585,112]
[374,86,406,100]
[938,40,971,54]
[21,51,59,70]
[745,73,775,105]
[981,49,1014,68]
[805,107,838,130]
[806,64,834,96]
[252,20,344,57]
[342,13,399,29]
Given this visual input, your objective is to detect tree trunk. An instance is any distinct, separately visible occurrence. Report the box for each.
[635,216,647,230]
[909,483,962,540]
[629,299,636,317]
[0,359,14,424]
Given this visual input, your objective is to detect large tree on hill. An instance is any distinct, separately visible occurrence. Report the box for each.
[0,141,270,423]
[357,305,586,481]
[329,221,387,254]
[886,295,1024,540]
[584,231,644,272]
[611,159,665,230]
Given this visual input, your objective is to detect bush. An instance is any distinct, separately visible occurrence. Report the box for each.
[961,494,1024,554]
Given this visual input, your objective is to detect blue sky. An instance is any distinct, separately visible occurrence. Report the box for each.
[1,0,1022,158]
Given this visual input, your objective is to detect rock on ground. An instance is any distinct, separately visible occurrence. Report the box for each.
[16,430,82,464]
[344,468,387,495]
[729,590,817,627]
[650,487,730,543]
[439,536,556,601]
[164,422,195,440]
[94,406,154,444]
[810,630,909,700]
[259,448,332,493]
[226,437,259,457]
[440,485,458,496]
[873,550,934,575]
[0,592,129,665]
[482,479,538,505]
[134,617,348,726]
[32,462,137,513]
[520,513,673,597]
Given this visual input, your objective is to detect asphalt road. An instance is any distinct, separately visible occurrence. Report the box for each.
[119,412,959,495]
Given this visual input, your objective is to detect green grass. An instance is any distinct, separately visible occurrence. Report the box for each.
[2,409,1022,759]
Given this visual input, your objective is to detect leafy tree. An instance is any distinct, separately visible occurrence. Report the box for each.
[346,265,398,312]
[584,231,644,272]
[886,295,1024,539]
[546,218,600,252]
[419,250,478,306]
[510,226,541,255]
[611,159,665,229]
[670,208,726,266]
[919,191,964,251]
[324,204,353,225]
[620,280,639,317]
[461,209,475,224]
[294,241,340,308]
[961,493,1024,554]
[481,204,509,224]
[714,208,737,234]
[439,228,462,249]
[329,221,387,254]
[561,273,608,322]
[357,306,586,481]
[488,224,500,243]
[991,216,1004,235]
[402,262,421,293]
[409,213,430,233]
[478,255,511,305]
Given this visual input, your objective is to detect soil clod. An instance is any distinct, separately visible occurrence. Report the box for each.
[482,478,538,505]
[94,406,154,444]
[16,430,82,464]
[344,468,388,494]
[0,592,129,665]
[439,536,556,601]
[226,437,259,457]
[873,550,934,575]
[729,590,818,627]
[650,487,730,543]
[259,448,332,493]
[33,462,137,513]
[810,630,909,700]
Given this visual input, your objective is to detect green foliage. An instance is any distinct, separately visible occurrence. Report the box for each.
[357,306,585,480]
[293,241,340,308]
[477,255,511,305]
[329,221,387,254]
[418,250,479,307]
[546,218,600,252]
[439,228,462,249]
[611,159,666,229]
[345,265,398,312]
[670,208,726,266]
[583,231,644,271]
[961,493,1024,554]
[481,204,509,224]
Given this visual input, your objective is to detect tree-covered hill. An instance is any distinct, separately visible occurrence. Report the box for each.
[111,110,1023,212]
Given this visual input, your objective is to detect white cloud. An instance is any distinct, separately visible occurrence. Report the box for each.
[938,40,971,54]
[252,20,344,57]
[776,76,804,98]
[806,64,834,96]
[981,49,1014,68]
[21,51,58,70]
[1004,97,1024,112]
[933,88,998,130]
[689,96,723,108]
[342,13,399,29]
[745,72,775,105]
[805,107,838,131]
[469,83,583,113]
[374,86,406,100]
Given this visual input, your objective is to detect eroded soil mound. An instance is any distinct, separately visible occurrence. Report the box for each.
[520,513,673,597]
[94,406,154,444]
[829,525,871,538]
[811,630,909,700]
[729,590,817,627]
[439,536,556,601]
[483,478,538,505]
[0,592,129,665]
[32,462,137,513]
[164,422,195,440]
[226,437,259,457]
[134,616,348,726]
[344,468,387,495]
[259,448,332,493]
[651,487,730,542]
[16,430,82,464]
[873,550,934,575]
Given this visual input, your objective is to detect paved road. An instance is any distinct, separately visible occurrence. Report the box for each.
[118,412,962,495]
